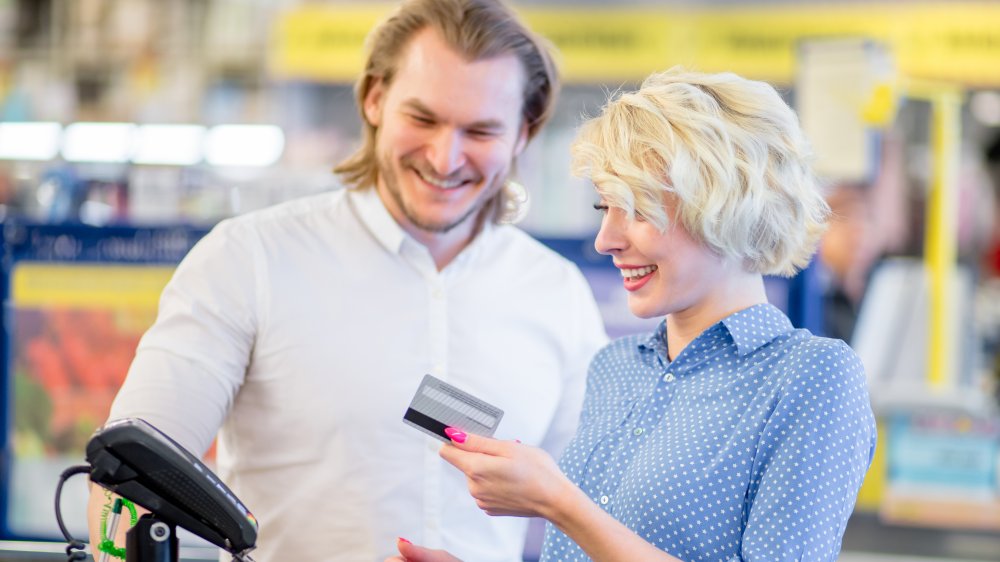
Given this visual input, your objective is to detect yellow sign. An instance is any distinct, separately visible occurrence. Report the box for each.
[523,9,676,83]
[270,5,392,82]
[269,3,1000,86]
[897,5,1000,87]
[12,263,174,309]
[688,6,893,83]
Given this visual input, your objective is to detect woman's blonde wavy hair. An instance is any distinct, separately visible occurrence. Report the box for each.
[571,67,830,277]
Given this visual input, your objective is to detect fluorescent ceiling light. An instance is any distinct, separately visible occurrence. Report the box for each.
[133,124,206,166]
[62,122,136,163]
[0,122,62,160]
[205,125,284,167]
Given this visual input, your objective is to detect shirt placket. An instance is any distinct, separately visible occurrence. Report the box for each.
[401,242,450,548]
[423,270,448,546]
[597,356,679,515]
[639,350,684,437]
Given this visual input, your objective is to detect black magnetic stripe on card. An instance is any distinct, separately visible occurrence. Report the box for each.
[403,407,449,439]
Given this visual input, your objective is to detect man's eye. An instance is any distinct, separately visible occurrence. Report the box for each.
[467,129,496,139]
[409,115,434,126]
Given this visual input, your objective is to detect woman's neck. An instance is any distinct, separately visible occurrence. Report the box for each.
[665,272,768,361]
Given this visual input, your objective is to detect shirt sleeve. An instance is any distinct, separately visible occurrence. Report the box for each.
[537,264,609,460]
[108,218,261,457]
[740,339,877,562]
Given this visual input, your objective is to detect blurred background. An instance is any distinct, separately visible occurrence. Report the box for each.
[1,0,999,560]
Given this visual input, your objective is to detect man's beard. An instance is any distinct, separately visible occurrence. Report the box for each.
[378,151,504,234]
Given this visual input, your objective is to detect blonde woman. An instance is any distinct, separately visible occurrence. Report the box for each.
[391,67,876,562]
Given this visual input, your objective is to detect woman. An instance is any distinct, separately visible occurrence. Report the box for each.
[391,67,876,562]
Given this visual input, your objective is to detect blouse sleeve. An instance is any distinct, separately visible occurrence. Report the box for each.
[740,338,877,562]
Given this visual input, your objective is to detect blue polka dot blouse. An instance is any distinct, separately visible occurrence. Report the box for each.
[540,303,877,562]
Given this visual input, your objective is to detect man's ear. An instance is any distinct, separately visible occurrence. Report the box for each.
[363,78,385,127]
[513,122,529,156]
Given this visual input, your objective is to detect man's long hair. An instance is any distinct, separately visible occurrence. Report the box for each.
[333,0,559,224]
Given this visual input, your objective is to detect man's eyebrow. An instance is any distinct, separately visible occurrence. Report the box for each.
[402,98,507,132]
[402,99,435,116]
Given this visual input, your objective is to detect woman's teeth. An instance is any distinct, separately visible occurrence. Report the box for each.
[621,265,657,280]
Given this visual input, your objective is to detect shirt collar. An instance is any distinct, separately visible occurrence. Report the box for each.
[347,185,500,270]
[720,303,795,356]
[639,319,669,358]
[455,219,495,266]
[637,303,794,358]
[347,187,406,254]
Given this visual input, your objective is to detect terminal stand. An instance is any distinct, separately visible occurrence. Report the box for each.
[125,515,178,562]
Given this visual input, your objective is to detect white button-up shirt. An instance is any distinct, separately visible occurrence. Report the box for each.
[109,187,607,561]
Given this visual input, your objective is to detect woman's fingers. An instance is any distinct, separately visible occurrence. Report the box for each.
[438,430,515,473]
[395,537,464,562]
[443,429,510,455]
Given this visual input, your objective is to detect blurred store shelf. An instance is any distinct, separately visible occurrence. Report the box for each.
[0,540,216,561]
[841,513,1000,561]
[841,555,991,562]
[4,518,1000,562]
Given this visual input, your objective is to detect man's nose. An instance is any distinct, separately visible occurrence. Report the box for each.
[426,129,467,176]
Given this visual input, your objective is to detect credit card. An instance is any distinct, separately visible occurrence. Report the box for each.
[403,374,504,442]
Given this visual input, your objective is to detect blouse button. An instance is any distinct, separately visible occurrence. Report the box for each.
[633,427,644,436]
[662,372,675,382]
[599,495,609,505]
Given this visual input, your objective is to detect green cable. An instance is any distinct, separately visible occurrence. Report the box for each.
[98,498,138,560]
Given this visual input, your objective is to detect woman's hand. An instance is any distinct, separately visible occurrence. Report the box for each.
[408,432,683,562]
[438,429,574,520]
[385,537,462,562]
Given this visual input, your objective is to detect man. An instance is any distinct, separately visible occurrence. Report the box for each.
[818,182,879,342]
[86,1,607,561]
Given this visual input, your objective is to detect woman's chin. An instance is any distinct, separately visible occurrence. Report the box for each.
[627,302,664,320]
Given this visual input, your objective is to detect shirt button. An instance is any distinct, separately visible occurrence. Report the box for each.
[599,495,609,505]
[633,428,644,436]
[432,288,444,299]
[662,372,675,382]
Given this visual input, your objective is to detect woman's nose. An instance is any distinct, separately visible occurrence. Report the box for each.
[594,208,627,256]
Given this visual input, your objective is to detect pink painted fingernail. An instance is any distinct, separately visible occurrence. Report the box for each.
[515,439,522,444]
[444,427,467,443]
[398,537,411,544]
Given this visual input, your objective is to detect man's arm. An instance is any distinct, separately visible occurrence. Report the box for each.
[86,483,148,558]
[85,218,261,554]
[536,265,608,458]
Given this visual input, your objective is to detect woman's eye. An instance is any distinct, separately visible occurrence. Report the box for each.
[593,203,609,214]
